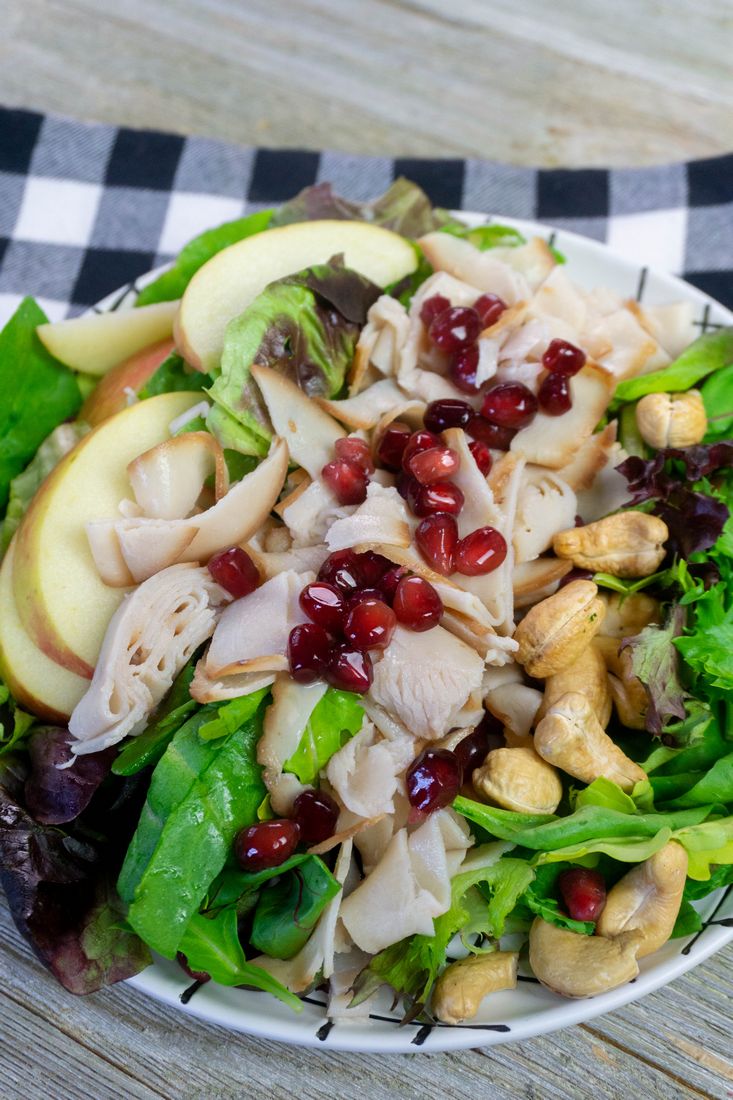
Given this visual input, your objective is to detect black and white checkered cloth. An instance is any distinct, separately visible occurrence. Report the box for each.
[0,105,731,327]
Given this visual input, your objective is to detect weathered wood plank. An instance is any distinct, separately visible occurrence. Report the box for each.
[0,0,731,166]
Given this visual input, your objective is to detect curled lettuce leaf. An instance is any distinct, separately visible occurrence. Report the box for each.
[283,688,364,784]
[24,727,115,825]
[613,327,733,405]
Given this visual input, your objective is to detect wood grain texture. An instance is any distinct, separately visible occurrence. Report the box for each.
[0,0,731,166]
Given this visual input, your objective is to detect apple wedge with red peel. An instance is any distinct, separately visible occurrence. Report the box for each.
[176,220,417,373]
[13,391,201,679]
[37,301,179,377]
[80,337,175,426]
[251,364,344,479]
[0,540,88,720]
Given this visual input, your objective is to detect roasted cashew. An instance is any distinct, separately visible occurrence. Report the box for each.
[473,746,563,814]
[432,952,519,1024]
[597,592,661,639]
[553,512,669,578]
[537,643,612,728]
[513,580,606,678]
[596,638,648,731]
[596,841,688,957]
[534,692,647,791]
[635,391,707,450]
[529,918,643,998]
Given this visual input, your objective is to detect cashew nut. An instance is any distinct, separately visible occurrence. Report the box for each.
[596,638,648,730]
[513,580,606,678]
[534,692,647,791]
[473,746,563,814]
[635,390,707,450]
[596,841,688,957]
[553,512,669,578]
[598,592,660,638]
[529,918,643,998]
[432,952,519,1023]
[537,643,612,728]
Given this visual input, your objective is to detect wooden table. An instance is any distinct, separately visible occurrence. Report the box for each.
[2,2,733,1096]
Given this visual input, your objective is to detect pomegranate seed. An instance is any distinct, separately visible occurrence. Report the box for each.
[344,597,396,650]
[424,399,473,433]
[396,471,416,501]
[559,567,594,588]
[326,644,373,693]
[288,623,331,683]
[356,550,391,587]
[538,372,572,415]
[346,587,385,613]
[455,712,505,776]
[474,293,507,328]
[574,515,585,527]
[558,866,607,922]
[318,550,362,594]
[469,440,493,476]
[415,513,458,576]
[450,344,481,393]
[322,459,369,505]
[542,338,586,376]
[379,565,408,603]
[207,547,259,599]
[406,749,462,815]
[292,789,339,845]
[419,294,451,328]
[393,575,443,631]
[428,306,481,353]
[466,414,516,451]
[481,382,538,430]
[412,481,464,518]
[334,436,374,474]
[176,952,211,984]
[401,429,441,473]
[455,526,507,576]
[376,421,412,471]
[299,581,346,634]
[234,819,300,872]
[408,446,460,486]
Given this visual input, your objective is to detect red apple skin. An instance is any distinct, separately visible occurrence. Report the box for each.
[81,337,176,426]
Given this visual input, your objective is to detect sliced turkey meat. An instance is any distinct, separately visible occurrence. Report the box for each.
[257,675,328,812]
[513,467,577,563]
[326,482,410,552]
[327,719,413,819]
[251,363,344,479]
[418,232,532,304]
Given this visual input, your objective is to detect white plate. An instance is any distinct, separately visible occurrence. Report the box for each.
[95,212,733,1052]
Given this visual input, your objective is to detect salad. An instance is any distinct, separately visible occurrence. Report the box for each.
[1,178,732,1027]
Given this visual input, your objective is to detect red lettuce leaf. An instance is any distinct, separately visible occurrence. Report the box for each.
[270,177,451,238]
[24,728,115,825]
[622,605,688,736]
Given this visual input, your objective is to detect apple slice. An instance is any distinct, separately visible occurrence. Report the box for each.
[177,220,417,372]
[0,540,88,721]
[80,337,175,426]
[13,391,200,679]
[37,301,179,377]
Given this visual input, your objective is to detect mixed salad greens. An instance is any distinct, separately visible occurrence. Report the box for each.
[1,179,732,1025]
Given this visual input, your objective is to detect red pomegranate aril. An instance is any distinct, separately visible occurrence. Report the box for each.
[481,382,538,430]
[407,749,462,815]
[344,597,396,651]
[318,550,362,594]
[376,421,412,472]
[428,306,481,353]
[469,440,493,476]
[474,293,508,328]
[558,866,607,922]
[346,586,384,610]
[413,481,464,518]
[466,414,516,451]
[208,546,260,599]
[415,513,458,576]
[401,429,441,473]
[234,819,300,873]
[292,789,339,845]
[334,436,375,474]
[450,344,481,393]
[408,446,460,486]
[538,372,572,415]
[424,398,473,433]
[176,952,211,984]
[288,623,332,683]
[455,526,507,576]
[357,550,392,587]
[542,338,586,377]
[322,459,369,505]
[379,565,409,603]
[419,294,451,328]
[559,567,594,588]
[455,712,505,776]
[326,644,373,693]
[299,581,346,633]
[393,575,443,631]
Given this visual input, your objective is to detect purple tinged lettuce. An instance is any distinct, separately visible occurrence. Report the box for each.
[24,728,115,825]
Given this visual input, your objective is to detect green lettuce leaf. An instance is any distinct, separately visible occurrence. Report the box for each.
[675,585,733,694]
[701,363,733,441]
[622,605,688,736]
[0,298,82,510]
[138,351,209,399]
[205,402,269,459]
[283,688,364,784]
[0,677,35,758]
[136,210,274,306]
[112,660,201,776]
[507,862,595,935]
[197,688,270,741]
[613,327,733,405]
[250,856,341,959]
[440,223,526,250]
